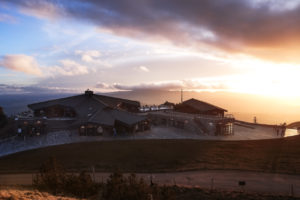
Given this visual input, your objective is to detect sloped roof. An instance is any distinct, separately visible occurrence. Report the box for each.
[182,98,227,112]
[88,108,146,126]
[111,109,147,126]
[28,93,140,111]
[93,94,140,107]
[162,101,175,106]
[87,108,116,126]
[28,92,145,126]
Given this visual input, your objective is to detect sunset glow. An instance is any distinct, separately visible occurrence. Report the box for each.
[1,0,300,123]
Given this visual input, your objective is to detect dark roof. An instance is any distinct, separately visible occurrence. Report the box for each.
[181,98,227,112]
[28,93,140,111]
[89,109,146,126]
[162,101,175,106]
[28,92,145,126]
[94,94,140,107]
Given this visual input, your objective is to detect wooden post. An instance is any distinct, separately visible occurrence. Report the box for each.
[91,165,95,182]
[290,184,294,197]
[211,178,214,190]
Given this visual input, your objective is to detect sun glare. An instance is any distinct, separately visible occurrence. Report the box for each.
[223,56,300,98]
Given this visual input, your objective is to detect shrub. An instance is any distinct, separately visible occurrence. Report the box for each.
[63,171,99,198]
[33,157,100,198]
[103,172,151,200]
[33,156,66,194]
[34,157,175,199]
[0,107,7,129]
[102,172,175,200]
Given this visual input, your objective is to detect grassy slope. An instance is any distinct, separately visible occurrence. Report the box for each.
[0,136,300,174]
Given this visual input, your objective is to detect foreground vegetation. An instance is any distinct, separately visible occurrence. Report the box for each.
[0,120,14,140]
[0,135,300,174]
[2,186,299,200]
[0,107,15,140]
[0,186,79,200]
[28,157,300,200]
[0,108,7,129]
[32,157,176,199]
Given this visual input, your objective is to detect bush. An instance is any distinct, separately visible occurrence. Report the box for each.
[63,171,99,198]
[103,172,175,200]
[34,157,175,199]
[33,157,100,198]
[103,172,151,200]
[0,107,7,129]
[33,156,67,194]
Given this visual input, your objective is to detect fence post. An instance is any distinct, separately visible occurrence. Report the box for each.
[290,184,294,197]
[211,178,214,190]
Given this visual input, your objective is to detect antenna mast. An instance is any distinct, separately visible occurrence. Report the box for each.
[181,88,183,103]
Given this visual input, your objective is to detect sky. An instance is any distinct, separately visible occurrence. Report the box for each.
[1,0,300,103]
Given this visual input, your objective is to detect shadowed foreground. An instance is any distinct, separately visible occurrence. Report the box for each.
[1,185,300,200]
[0,136,300,174]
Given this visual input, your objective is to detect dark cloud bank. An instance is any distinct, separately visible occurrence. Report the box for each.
[5,0,300,63]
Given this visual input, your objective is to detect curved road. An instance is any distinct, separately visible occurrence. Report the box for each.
[0,170,299,197]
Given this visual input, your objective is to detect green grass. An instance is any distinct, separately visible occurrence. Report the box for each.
[0,136,300,174]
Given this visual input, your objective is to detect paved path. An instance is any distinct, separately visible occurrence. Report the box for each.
[1,170,299,197]
[1,124,298,157]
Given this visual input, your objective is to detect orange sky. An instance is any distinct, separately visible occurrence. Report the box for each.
[0,0,300,123]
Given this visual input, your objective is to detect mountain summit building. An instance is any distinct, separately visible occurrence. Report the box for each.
[175,98,227,117]
[15,91,233,137]
[25,90,149,136]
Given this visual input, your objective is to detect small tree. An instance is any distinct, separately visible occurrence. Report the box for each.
[33,156,66,194]
[103,171,126,200]
[125,173,150,200]
[103,172,150,200]
[0,107,7,129]
[63,171,99,198]
[33,157,100,197]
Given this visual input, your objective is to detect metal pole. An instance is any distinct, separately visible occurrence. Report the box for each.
[211,178,214,190]
[181,88,183,103]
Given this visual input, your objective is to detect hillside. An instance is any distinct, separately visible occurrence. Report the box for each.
[0,136,300,174]
[288,121,300,128]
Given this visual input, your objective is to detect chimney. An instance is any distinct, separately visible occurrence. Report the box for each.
[85,89,94,97]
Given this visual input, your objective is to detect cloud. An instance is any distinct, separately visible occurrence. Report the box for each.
[5,0,300,63]
[95,82,114,90]
[46,59,89,76]
[113,81,182,91]
[75,50,111,67]
[75,50,101,63]
[0,13,17,23]
[95,80,228,91]
[137,66,149,72]
[0,84,79,94]
[0,54,43,76]
[10,0,62,19]
[0,54,89,77]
